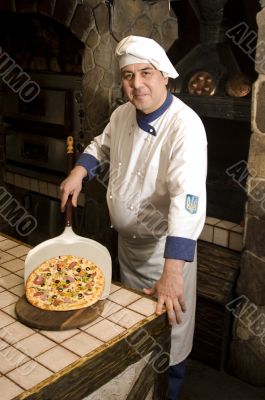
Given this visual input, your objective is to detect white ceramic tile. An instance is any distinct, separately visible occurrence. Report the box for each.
[0,339,9,350]
[86,319,125,342]
[14,174,23,188]
[0,311,15,329]
[229,232,243,252]
[7,360,53,390]
[80,316,103,331]
[109,288,141,307]
[39,181,48,195]
[0,291,18,309]
[128,297,157,317]
[199,224,213,242]
[21,176,30,190]
[1,259,24,273]
[0,241,19,251]
[47,183,58,198]
[62,332,103,357]
[14,269,24,278]
[205,217,221,226]
[36,345,79,372]
[40,329,79,343]
[0,274,23,289]
[0,251,16,263]
[231,224,244,233]
[6,245,29,257]
[100,300,122,318]
[108,308,145,328]
[9,284,25,297]
[0,236,8,241]
[29,178,39,192]
[55,185,61,199]
[110,283,121,293]
[0,346,29,374]
[0,376,23,400]
[14,333,55,358]
[0,321,35,345]
[215,220,237,230]
[213,227,229,247]
[2,304,16,318]
[0,286,4,292]
[5,172,15,185]
[0,267,10,278]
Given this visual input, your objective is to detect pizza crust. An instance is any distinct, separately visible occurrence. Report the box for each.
[25,255,105,311]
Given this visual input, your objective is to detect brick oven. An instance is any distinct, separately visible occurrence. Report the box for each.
[0,0,178,250]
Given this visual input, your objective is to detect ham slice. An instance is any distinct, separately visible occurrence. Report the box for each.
[33,276,45,285]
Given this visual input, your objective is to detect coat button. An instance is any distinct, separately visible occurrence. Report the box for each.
[129,205,134,211]
[109,194,113,199]
[132,234,137,239]
[137,170,141,177]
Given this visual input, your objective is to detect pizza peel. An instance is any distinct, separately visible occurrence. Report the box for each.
[16,136,111,330]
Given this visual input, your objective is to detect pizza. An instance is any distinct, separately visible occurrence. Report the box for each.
[25,255,105,311]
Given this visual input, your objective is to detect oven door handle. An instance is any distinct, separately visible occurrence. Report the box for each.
[65,136,74,228]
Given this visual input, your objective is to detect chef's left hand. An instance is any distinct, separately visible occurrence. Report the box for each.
[143,259,186,325]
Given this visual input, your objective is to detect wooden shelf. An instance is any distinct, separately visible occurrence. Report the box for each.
[174,93,251,121]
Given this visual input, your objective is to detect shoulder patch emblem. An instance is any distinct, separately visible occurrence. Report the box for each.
[185,194,199,214]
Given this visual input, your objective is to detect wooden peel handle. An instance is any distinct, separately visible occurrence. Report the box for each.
[65,136,74,227]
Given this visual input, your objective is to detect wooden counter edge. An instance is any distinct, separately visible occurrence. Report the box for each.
[14,312,170,400]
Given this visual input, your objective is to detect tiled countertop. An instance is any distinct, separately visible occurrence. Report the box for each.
[0,234,167,400]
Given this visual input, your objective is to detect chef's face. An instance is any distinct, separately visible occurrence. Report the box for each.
[121,63,168,114]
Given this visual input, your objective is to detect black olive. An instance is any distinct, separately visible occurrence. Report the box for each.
[58,287,63,292]
[52,295,57,299]
[86,267,90,271]
[55,280,60,284]
[47,273,51,276]
[57,267,61,271]
[78,293,83,298]
[78,283,82,286]
[66,280,70,284]
[76,268,81,272]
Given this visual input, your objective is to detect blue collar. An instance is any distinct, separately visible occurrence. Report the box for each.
[136,91,173,136]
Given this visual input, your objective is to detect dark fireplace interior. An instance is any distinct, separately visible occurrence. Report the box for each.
[0,13,84,75]
[205,117,250,223]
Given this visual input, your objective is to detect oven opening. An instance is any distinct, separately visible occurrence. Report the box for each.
[22,140,48,163]
[18,94,46,117]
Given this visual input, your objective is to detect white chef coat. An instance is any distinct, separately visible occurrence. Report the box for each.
[77,92,207,365]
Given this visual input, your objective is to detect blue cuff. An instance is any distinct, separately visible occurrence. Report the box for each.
[164,236,196,262]
[75,153,100,181]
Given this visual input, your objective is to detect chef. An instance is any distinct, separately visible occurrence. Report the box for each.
[60,35,207,399]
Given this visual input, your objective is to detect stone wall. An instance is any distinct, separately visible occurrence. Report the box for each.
[227,3,265,386]
[81,0,178,137]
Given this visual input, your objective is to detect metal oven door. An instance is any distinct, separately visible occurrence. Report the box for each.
[5,132,67,174]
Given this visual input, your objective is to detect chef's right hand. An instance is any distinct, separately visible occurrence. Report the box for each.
[60,166,87,211]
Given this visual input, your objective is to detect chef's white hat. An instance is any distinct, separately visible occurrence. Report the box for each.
[115,35,179,79]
